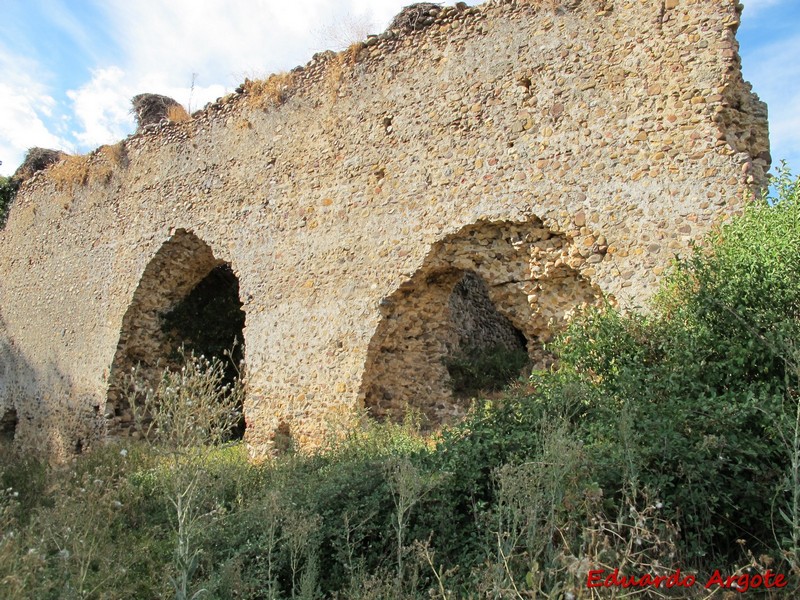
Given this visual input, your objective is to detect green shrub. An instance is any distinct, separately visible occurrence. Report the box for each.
[548,168,800,561]
[0,175,18,227]
[444,344,530,397]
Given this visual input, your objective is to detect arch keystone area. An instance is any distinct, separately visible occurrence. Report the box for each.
[0,0,770,458]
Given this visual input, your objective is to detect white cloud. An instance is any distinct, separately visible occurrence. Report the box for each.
[741,33,800,170]
[98,0,440,85]
[742,0,785,18]
[52,0,419,155]
[67,67,134,148]
[0,48,72,176]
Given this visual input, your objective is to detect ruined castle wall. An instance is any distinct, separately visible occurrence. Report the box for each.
[0,0,769,457]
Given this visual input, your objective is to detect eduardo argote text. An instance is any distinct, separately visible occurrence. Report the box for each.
[587,568,787,593]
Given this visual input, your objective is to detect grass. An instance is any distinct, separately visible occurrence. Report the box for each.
[166,104,191,124]
[2,400,789,599]
[47,142,127,191]
[242,72,297,109]
[241,41,365,110]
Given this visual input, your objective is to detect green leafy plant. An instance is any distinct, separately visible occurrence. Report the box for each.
[444,344,530,397]
[0,173,18,228]
[126,348,245,600]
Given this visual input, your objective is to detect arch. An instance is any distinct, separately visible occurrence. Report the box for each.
[358,219,602,427]
[0,407,17,446]
[105,229,246,437]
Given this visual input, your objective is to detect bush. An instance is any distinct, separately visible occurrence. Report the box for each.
[0,175,18,227]
[548,167,800,561]
[445,344,530,397]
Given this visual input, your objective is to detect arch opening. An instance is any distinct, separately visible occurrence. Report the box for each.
[445,271,530,399]
[0,407,17,446]
[359,219,603,429]
[106,230,246,439]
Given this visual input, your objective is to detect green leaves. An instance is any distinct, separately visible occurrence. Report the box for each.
[542,168,800,560]
[0,175,18,228]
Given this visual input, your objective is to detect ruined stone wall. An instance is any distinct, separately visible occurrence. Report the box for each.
[0,0,769,458]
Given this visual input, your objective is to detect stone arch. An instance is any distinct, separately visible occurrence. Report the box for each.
[0,407,17,446]
[105,229,246,437]
[358,218,602,427]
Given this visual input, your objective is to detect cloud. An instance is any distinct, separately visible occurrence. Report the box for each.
[742,0,785,18]
[741,33,800,170]
[50,0,421,155]
[94,0,434,85]
[0,47,72,176]
[67,67,134,148]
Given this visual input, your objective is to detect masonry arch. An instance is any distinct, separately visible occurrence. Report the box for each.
[358,219,602,427]
[105,229,246,437]
[0,407,17,447]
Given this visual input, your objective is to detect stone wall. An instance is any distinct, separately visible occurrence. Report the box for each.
[0,0,770,458]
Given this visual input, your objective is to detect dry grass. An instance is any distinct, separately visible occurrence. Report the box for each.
[242,72,297,109]
[241,40,365,110]
[325,44,363,102]
[325,55,345,101]
[314,13,374,51]
[49,155,91,190]
[345,41,364,65]
[166,104,191,123]
[48,142,127,192]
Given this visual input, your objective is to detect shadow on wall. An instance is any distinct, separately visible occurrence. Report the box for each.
[0,310,22,449]
[105,229,246,439]
[0,309,97,458]
[358,218,603,428]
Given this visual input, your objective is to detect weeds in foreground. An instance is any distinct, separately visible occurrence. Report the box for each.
[125,348,245,600]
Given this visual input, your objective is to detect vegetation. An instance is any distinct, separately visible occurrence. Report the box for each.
[166,104,191,124]
[0,167,18,227]
[242,72,297,109]
[2,169,800,598]
[445,344,530,397]
[0,161,18,228]
[47,144,126,191]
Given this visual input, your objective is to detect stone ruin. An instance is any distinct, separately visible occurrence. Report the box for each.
[0,0,770,458]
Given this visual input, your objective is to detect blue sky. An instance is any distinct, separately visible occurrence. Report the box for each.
[1,0,797,177]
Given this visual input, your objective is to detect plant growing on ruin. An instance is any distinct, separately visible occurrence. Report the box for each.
[0,174,17,227]
[47,143,126,191]
[167,104,191,124]
[242,72,296,109]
